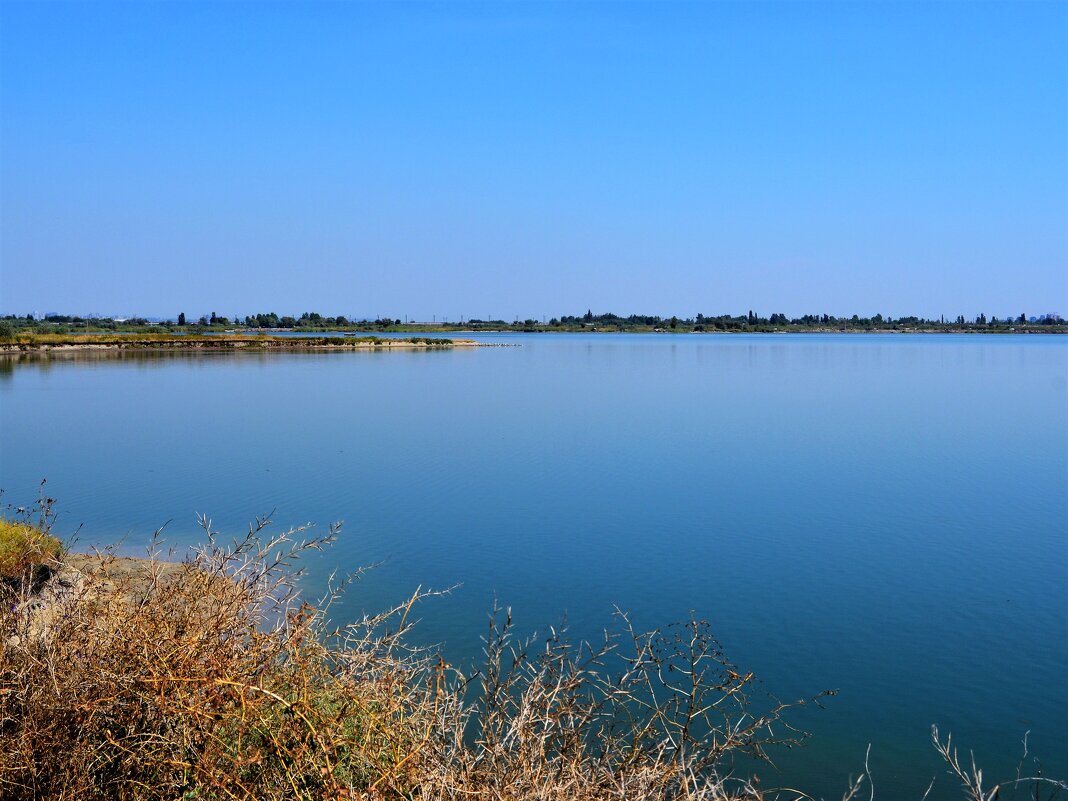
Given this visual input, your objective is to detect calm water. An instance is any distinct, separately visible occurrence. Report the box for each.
[1,333,1065,797]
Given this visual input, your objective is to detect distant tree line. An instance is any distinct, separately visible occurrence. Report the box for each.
[239,312,400,329]
[532,310,1064,331]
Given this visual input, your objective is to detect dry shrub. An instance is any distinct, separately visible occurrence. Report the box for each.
[0,516,432,800]
[423,607,832,801]
[0,512,1063,801]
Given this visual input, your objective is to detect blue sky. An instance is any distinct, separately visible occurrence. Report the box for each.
[1,1,1064,320]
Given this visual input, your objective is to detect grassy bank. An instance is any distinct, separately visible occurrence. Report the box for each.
[1,513,1062,800]
[0,332,473,354]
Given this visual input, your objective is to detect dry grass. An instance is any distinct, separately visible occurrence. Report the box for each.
[7,332,237,345]
[0,512,1063,801]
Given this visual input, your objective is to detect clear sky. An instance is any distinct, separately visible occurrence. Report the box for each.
[1,1,1065,320]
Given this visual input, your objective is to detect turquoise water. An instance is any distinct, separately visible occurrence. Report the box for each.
[1,333,1065,797]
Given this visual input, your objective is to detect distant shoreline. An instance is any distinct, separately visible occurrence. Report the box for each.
[0,334,482,356]
[5,314,1065,338]
[1,329,1064,355]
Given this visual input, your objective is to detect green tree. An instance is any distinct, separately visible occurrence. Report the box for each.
[177,312,186,326]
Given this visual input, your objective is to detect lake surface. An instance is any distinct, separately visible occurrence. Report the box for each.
[1,333,1065,798]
